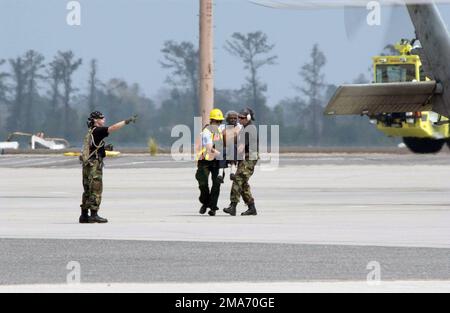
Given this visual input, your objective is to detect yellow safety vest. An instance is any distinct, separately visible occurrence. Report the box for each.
[195,125,223,161]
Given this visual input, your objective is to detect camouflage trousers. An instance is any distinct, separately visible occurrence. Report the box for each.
[80,159,103,212]
[230,160,257,205]
[195,160,221,209]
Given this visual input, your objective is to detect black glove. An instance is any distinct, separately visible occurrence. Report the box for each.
[104,144,114,152]
[125,114,138,125]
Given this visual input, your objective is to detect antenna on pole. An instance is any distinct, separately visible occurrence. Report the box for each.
[199,0,214,127]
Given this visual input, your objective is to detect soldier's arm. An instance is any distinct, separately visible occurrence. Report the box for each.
[108,121,126,133]
[108,115,138,133]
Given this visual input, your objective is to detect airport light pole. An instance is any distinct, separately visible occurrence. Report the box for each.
[199,0,214,127]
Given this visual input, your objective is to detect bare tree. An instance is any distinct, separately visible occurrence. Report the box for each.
[160,41,199,114]
[0,59,9,102]
[0,59,9,134]
[225,31,277,120]
[8,57,28,131]
[55,51,82,137]
[47,57,63,115]
[87,59,100,113]
[23,50,45,132]
[298,44,326,146]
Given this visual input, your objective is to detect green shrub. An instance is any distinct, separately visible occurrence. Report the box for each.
[148,137,158,156]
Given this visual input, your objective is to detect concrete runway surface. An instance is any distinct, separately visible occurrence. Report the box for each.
[0,153,449,292]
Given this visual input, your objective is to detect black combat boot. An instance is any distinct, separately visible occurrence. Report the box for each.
[199,205,208,215]
[208,207,218,216]
[223,202,237,216]
[241,203,257,216]
[79,209,94,224]
[90,211,108,223]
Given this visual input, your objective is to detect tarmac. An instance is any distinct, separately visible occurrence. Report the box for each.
[0,153,449,292]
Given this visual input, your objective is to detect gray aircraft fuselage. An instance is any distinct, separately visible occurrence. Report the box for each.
[407,3,450,117]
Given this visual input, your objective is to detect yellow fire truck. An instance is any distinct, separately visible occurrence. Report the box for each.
[370,40,449,153]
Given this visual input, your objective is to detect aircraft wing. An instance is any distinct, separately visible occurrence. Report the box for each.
[324,81,437,115]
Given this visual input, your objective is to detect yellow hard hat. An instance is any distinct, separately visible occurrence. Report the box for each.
[209,108,224,121]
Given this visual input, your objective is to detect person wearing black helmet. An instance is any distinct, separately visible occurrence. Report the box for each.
[79,111,137,224]
[224,108,259,216]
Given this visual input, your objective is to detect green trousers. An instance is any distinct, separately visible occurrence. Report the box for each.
[81,159,103,212]
[230,160,257,205]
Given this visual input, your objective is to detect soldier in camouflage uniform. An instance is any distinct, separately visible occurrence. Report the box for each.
[81,158,104,222]
[79,111,137,224]
[224,108,259,216]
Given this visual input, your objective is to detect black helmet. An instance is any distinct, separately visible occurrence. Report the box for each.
[238,108,255,122]
[89,111,104,120]
[87,111,105,127]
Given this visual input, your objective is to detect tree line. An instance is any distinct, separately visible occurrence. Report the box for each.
[0,31,397,147]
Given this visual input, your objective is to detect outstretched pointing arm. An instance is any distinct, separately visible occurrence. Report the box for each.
[108,115,138,133]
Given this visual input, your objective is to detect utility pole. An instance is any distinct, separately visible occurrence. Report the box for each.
[199,0,214,127]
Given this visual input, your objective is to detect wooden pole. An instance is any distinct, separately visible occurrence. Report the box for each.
[199,0,214,127]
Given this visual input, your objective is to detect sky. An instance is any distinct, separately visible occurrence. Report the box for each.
[1,0,450,106]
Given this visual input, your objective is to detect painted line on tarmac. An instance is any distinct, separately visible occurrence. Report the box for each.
[0,234,449,249]
[29,158,79,167]
[0,157,60,166]
[1,281,449,293]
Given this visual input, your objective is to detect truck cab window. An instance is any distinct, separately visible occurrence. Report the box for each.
[376,64,416,83]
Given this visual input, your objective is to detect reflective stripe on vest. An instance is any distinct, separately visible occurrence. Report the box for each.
[196,126,223,161]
